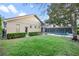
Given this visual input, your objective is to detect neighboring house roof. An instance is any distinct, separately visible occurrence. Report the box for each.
[4,14,44,25]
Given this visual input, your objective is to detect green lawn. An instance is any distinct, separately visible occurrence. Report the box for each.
[0,35,79,56]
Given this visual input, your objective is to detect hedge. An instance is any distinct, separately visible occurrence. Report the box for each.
[7,32,26,39]
[29,32,41,36]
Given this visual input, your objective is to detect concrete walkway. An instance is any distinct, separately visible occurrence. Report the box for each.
[46,33,79,41]
[46,33,73,38]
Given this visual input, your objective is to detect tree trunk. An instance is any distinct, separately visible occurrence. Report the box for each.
[72,13,78,41]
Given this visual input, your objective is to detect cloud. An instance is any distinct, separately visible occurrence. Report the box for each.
[18,12,26,16]
[0,5,9,13]
[0,5,18,14]
[8,5,18,14]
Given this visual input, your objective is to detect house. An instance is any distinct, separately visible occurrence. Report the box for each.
[4,15,43,33]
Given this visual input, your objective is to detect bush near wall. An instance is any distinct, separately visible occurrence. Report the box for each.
[7,32,26,39]
[29,32,41,36]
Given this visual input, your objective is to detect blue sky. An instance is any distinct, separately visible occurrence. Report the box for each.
[0,3,49,21]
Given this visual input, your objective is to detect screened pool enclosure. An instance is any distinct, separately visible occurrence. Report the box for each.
[44,27,72,35]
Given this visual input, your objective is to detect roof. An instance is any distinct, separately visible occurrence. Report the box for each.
[4,14,43,25]
[34,15,44,25]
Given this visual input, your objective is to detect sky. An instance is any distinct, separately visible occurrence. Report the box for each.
[0,3,49,21]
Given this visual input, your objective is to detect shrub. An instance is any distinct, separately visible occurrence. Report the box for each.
[29,32,41,36]
[7,32,26,39]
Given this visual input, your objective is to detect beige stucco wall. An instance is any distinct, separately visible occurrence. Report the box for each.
[6,15,41,33]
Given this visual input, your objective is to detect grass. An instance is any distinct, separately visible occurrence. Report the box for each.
[0,35,79,56]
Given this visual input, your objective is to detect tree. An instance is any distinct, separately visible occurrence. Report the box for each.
[47,4,71,26]
[70,4,79,41]
[47,3,79,41]
[0,16,2,39]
